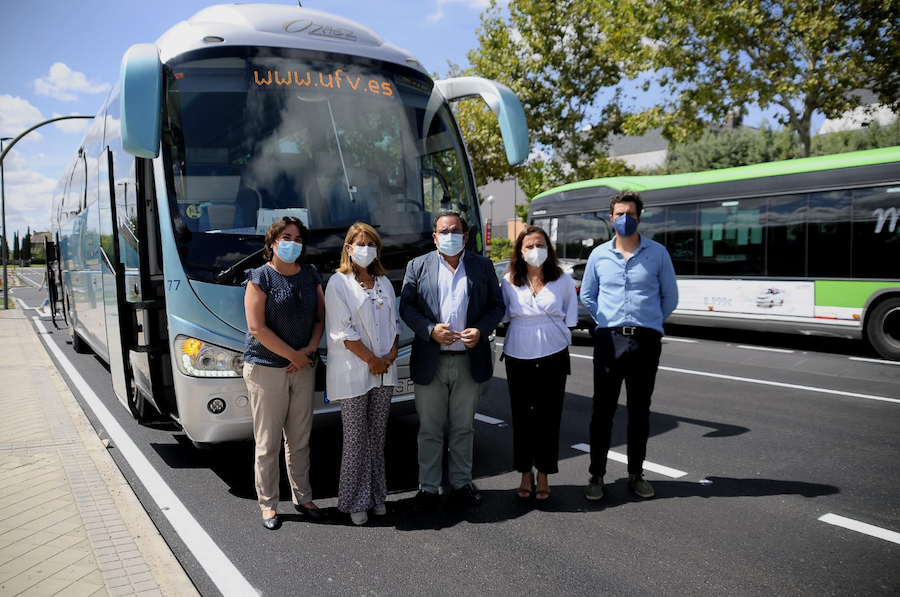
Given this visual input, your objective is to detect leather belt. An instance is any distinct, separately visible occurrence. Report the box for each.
[609,326,657,337]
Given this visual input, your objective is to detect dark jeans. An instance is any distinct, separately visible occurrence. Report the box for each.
[505,348,570,475]
[589,328,662,477]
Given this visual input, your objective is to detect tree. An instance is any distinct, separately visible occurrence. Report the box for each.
[455,0,634,189]
[490,237,513,261]
[620,0,900,157]
[21,227,31,263]
[12,232,18,261]
[665,123,798,173]
[811,117,900,155]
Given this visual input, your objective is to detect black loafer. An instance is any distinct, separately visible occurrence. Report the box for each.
[294,503,327,521]
[262,514,281,530]
[411,490,440,512]
[452,483,482,507]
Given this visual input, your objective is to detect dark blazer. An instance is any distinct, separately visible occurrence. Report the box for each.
[400,250,505,385]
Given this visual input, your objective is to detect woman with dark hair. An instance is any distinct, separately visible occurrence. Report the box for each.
[325,222,400,525]
[243,216,326,530]
[500,226,578,501]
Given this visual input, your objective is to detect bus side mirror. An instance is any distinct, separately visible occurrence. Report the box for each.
[120,44,162,159]
[435,76,530,167]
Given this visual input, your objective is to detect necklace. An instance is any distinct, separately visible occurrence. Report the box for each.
[356,274,385,309]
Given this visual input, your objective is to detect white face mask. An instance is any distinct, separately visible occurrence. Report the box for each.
[523,247,548,267]
[349,245,377,268]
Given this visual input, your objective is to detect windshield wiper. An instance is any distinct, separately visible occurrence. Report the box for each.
[216,247,266,283]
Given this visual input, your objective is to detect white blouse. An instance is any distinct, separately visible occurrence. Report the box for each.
[500,272,578,360]
[325,272,400,401]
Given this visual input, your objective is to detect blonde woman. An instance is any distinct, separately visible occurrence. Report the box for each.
[325,222,400,525]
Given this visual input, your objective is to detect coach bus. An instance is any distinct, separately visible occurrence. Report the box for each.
[528,146,900,360]
[50,3,528,446]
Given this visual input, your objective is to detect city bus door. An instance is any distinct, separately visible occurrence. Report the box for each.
[42,239,60,330]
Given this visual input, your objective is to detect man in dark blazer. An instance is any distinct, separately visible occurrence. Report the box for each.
[400,210,505,510]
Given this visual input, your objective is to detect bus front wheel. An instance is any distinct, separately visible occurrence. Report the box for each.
[866,297,900,361]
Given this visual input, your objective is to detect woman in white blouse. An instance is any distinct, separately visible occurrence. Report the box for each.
[500,226,578,501]
[325,223,400,525]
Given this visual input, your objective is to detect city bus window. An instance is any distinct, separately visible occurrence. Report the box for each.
[562,212,609,259]
[697,198,765,276]
[766,194,807,276]
[665,204,697,275]
[852,186,900,279]
[639,207,665,246]
[808,190,851,278]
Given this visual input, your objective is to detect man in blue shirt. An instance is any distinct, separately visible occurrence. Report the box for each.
[580,191,678,500]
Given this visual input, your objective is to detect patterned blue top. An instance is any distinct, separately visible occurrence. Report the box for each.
[243,263,323,367]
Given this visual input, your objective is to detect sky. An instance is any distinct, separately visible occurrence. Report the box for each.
[0,0,492,243]
[0,0,825,245]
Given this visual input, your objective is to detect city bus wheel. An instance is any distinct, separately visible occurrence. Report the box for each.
[70,323,90,354]
[865,297,900,361]
[128,383,161,424]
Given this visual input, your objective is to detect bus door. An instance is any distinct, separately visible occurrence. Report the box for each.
[102,151,170,422]
[42,239,61,330]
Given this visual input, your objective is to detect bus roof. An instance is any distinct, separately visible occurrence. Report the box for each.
[532,145,900,201]
[154,3,427,74]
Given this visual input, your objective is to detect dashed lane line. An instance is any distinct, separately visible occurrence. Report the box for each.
[849,356,900,366]
[564,352,900,405]
[818,513,900,545]
[474,413,504,425]
[570,443,688,478]
[736,345,794,353]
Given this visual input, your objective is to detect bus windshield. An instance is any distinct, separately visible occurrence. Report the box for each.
[163,49,479,284]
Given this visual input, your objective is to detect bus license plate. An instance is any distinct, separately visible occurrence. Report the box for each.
[394,377,414,396]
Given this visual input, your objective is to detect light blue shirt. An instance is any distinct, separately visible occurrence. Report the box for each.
[437,251,468,351]
[580,235,679,335]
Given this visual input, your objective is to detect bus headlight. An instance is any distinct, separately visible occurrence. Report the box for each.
[176,335,244,378]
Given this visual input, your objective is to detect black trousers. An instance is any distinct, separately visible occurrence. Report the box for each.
[589,328,662,477]
[504,348,569,475]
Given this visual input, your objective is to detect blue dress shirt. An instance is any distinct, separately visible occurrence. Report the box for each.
[580,235,679,336]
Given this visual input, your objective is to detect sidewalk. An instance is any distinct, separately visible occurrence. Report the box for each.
[0,306,199,597]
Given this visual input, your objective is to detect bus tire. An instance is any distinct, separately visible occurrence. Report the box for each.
[71,326,90,354]
[128,383,162,425]
[865,297,900,361]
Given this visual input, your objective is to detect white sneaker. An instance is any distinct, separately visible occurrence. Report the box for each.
[350,511,368,525]
[371,504,387,516]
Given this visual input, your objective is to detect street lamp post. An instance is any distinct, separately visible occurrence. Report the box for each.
[485,194,494,223]
[1,137,12,309]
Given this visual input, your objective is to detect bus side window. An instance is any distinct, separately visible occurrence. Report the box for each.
[665,204,697,276]
[852,186,900,279]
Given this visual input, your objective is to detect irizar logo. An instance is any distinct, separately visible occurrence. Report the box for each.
[283,19,356,42]
[874,207,899,233]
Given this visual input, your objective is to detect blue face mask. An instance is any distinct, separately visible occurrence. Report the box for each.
[436,233,465,256]
[613,214,639,237]
[274,240,303,263]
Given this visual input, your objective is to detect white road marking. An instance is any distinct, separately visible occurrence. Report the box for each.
[849,356,900,366]
[474,413,504,425]
[33,317,260,597]
[567,352,899,404]
[570,443,688,478]
[818,513,900,545]
[658,365,900,405]
[736,345,795,353]
[663,337,698,343]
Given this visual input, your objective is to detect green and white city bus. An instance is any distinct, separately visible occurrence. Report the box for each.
[528,146,900,360]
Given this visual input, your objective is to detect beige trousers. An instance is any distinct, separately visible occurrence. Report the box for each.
[243,361,316,512]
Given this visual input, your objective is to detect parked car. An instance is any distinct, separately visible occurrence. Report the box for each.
[491,257,595,333]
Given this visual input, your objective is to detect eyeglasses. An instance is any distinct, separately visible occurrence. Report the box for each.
[435,228,464,235]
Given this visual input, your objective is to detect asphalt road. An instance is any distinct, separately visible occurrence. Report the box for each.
[11,270,900,596]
